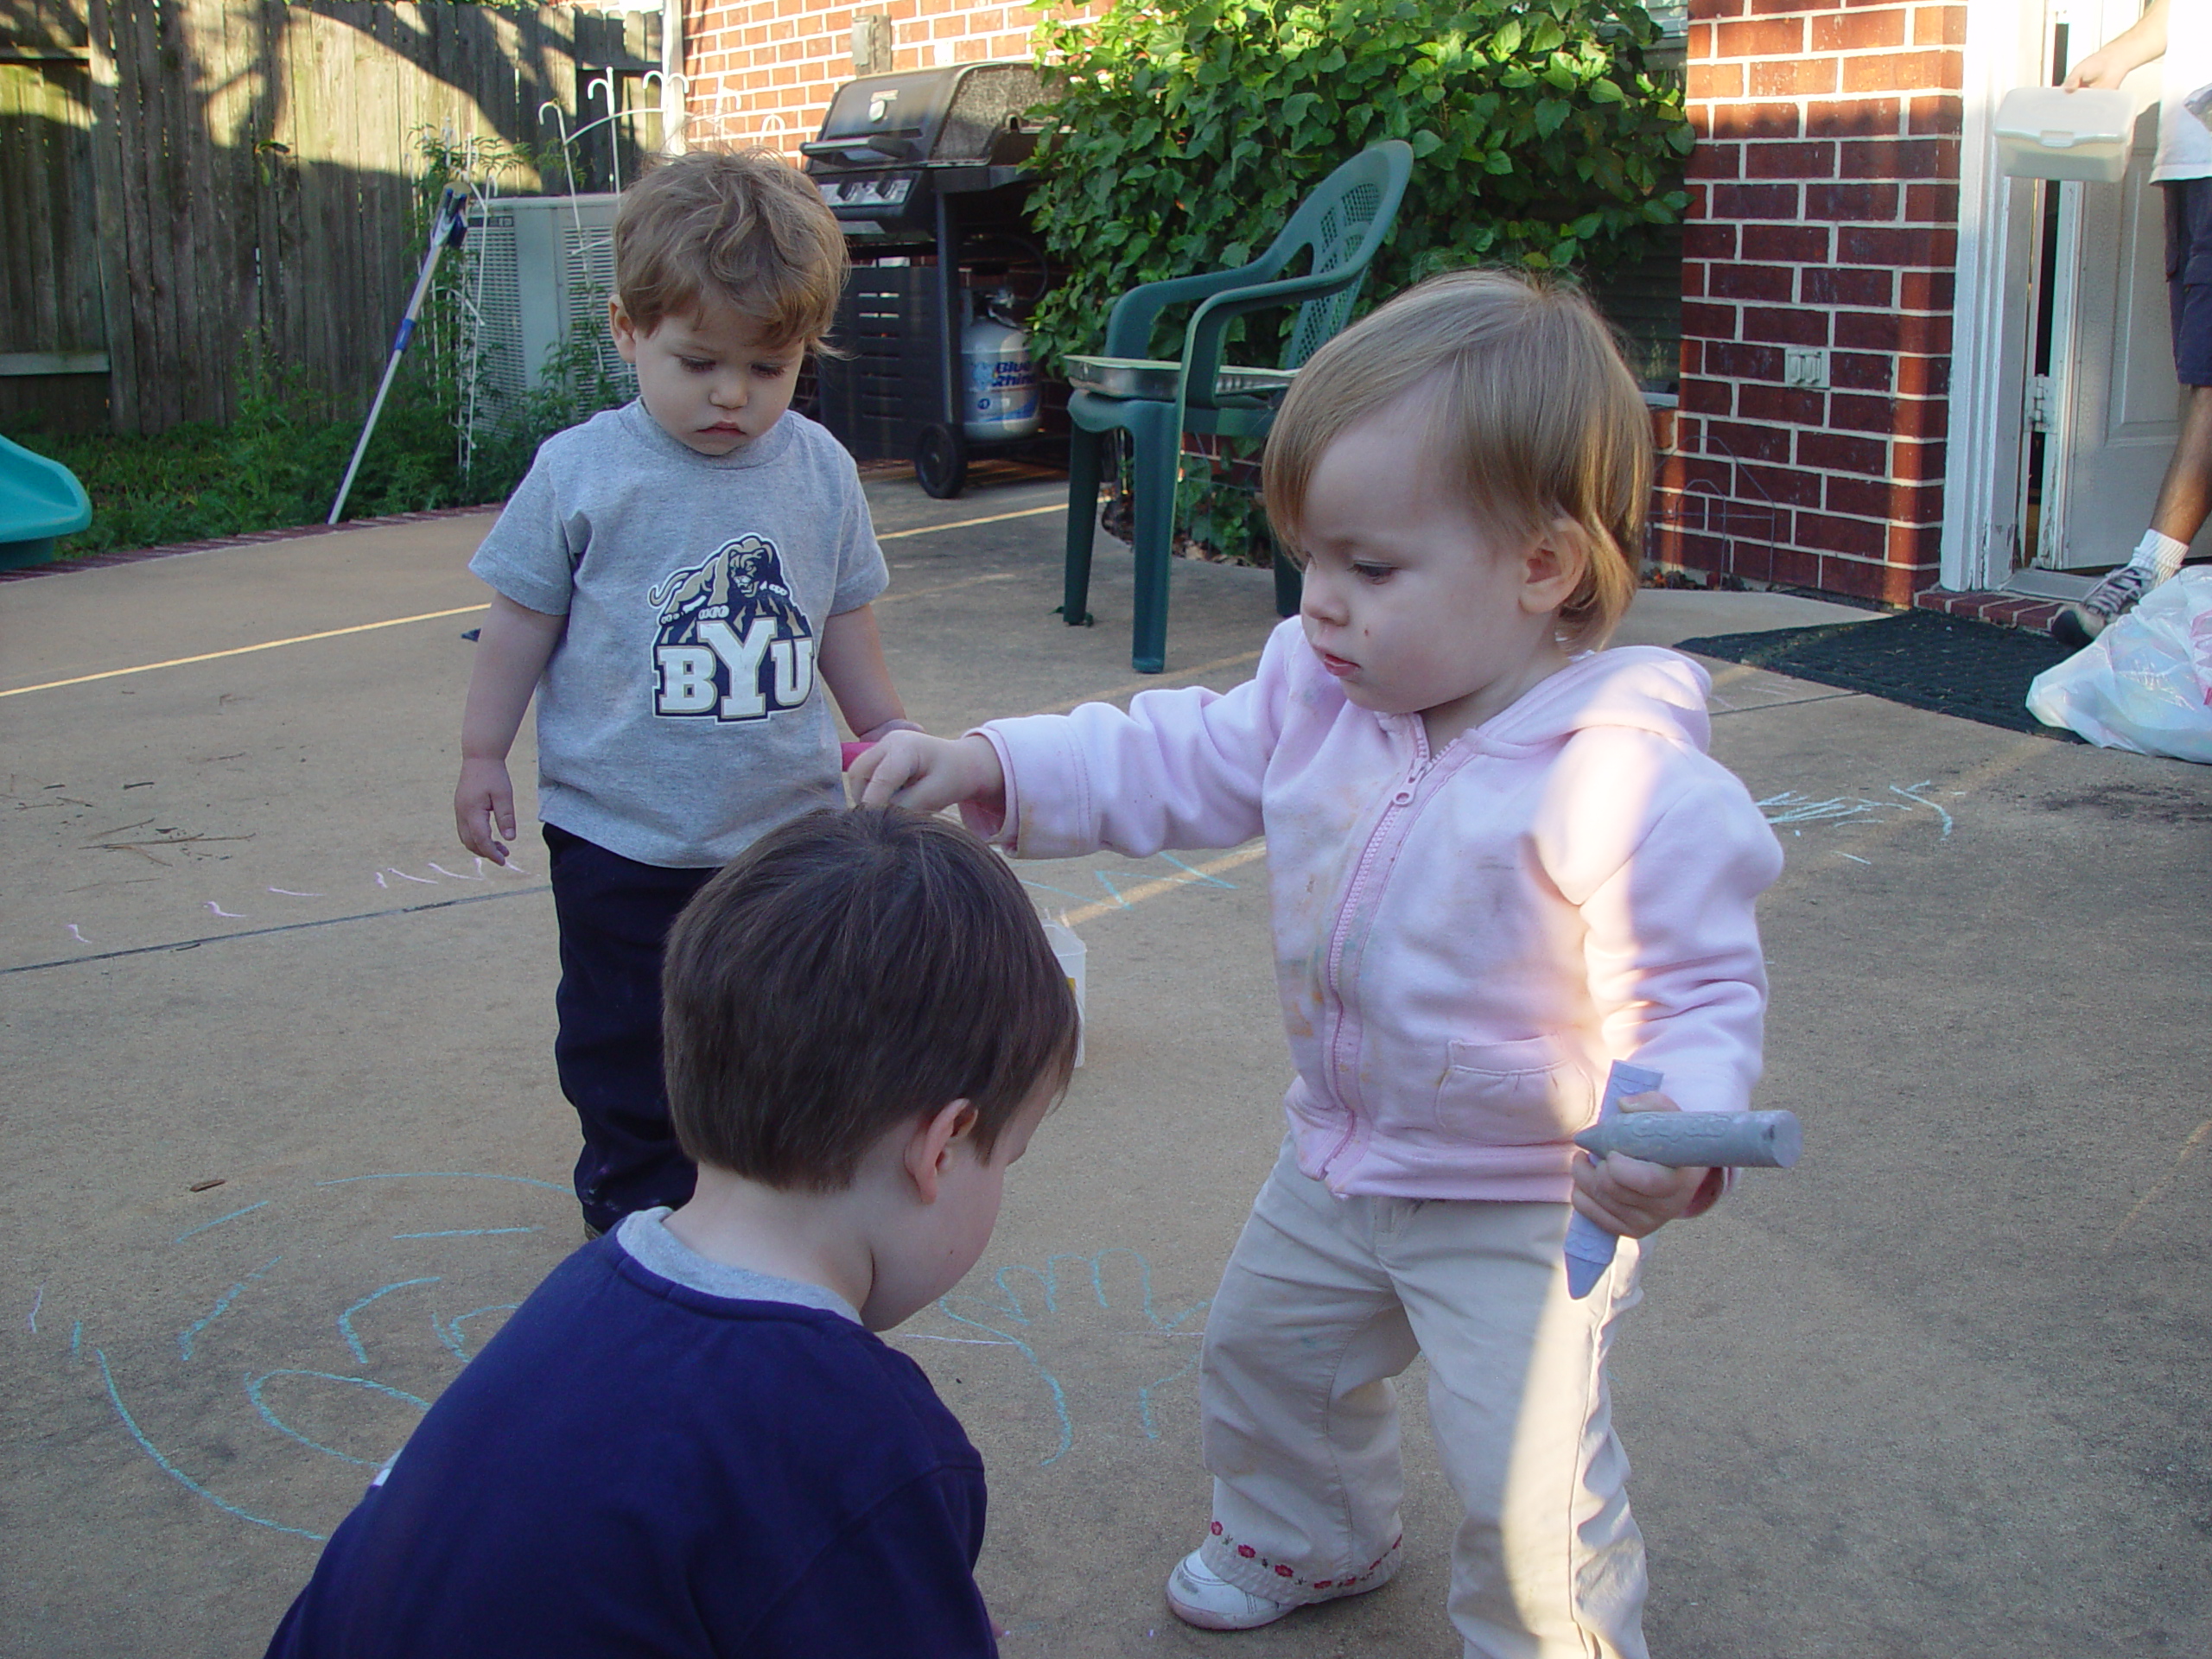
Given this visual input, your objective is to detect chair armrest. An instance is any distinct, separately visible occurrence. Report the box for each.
[1102,259,1276,359]
[1178,265,1372,404]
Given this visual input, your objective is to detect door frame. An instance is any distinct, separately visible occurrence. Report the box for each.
[1941,0,2053,593]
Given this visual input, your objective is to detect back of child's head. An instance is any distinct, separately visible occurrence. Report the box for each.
[662,805,1080,1192]
[614,147,848,347]
[1262,268,1651,649]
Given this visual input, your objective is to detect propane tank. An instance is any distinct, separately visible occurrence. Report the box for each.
[961,288,1040,442]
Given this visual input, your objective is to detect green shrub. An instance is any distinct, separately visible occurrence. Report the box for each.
[1027,0,1690,370]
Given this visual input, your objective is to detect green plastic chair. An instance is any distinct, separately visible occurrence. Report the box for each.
[1061,140,1413,672]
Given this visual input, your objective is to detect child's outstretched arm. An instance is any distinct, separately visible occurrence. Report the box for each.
[817,602,917,744]
[454,593,563,864]
[849,732,1005,817]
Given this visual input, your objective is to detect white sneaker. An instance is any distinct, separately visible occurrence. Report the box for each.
[1165,1551,1299,1630]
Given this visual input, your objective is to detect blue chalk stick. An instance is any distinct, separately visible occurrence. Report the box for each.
[1564,1061,1665,1300]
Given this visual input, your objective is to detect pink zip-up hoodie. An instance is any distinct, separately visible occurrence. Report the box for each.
[972,617,1784,1204]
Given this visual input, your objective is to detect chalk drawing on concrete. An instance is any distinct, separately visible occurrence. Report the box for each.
[931,1248,1209,1466]
[51,1169,568,1546]
[1757,779,1961,842]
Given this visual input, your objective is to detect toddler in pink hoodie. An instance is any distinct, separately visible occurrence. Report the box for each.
[855,270,1783,1658]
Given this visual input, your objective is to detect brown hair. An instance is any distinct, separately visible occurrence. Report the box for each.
[1262,269,1651,649]
[662,806,1080,1191]
[613,147,848,346]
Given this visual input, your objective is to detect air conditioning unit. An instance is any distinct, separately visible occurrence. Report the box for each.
[463,194,637,414]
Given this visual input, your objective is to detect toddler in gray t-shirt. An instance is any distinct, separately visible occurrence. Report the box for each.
[453,149,918,1236]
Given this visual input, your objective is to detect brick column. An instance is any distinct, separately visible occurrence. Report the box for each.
[1653,0,1965,607]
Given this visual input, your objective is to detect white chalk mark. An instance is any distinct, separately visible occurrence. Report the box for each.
[65,924,90,944]
[1888,782,1955,838]
[373,872,390,888]
[427,863,484,881]
[28,1284,42,1333]
[1837,852,1872,865]
[387,868,438,886]
[267,887,325,898]
[500,860,529,877]
[206,901,247,918]
[1757,791,1885,826]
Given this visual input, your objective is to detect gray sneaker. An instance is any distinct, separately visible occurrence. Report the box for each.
[2051,563,2158,649]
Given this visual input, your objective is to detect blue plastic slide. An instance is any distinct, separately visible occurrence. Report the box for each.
[0,433,92,570]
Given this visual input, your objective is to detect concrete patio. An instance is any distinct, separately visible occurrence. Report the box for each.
[2,470,2207,1657]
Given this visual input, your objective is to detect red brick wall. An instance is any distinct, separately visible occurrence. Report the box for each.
[681,0,1102,158]
[1654,0,1964,606]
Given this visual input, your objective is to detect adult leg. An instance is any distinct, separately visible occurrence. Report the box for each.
[2150,384,2212,545]
[2057,178,2212,645]
[544,825,714,1235]
[1389,1199,1649,1659]
[1193,1141,1421,1608]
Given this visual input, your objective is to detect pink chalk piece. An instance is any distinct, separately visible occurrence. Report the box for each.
[841,741,874,772]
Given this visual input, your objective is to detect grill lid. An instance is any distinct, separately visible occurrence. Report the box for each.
[803,61,1046,169]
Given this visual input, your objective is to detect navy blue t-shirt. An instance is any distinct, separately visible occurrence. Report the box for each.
[265,1229,996,1657]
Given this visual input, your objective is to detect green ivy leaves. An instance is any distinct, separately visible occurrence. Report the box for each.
[1021,0,1688,372]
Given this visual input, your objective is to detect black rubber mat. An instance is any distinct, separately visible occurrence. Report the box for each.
[1675,607,2079,738]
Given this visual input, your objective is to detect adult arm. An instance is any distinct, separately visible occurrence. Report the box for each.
[454,593,564,863]
[2064,0,2167,90]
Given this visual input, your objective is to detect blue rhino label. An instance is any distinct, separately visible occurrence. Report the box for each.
[649,536,817,721]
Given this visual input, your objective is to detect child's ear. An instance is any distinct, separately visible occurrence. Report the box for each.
[607,299,641,365]
[1519,516,1589,615]
[902,1098,980,1205]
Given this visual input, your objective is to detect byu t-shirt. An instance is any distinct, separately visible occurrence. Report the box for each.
[469,402,889,868]
[263,1214,997,1658]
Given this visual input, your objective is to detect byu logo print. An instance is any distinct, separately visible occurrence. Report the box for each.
[648,536,817,721]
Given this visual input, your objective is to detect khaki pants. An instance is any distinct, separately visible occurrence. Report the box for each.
[1196,1141,1649,1659]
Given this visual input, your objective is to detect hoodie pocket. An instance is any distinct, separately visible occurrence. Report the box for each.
[1433,1036,1595,1146]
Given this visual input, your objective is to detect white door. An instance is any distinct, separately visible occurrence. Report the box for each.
[2032,1,2212,569]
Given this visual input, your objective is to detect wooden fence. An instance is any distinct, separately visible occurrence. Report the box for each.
[0,0,664,435]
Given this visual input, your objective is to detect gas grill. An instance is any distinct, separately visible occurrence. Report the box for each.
[804,61,1061,497]
[804,60,1045,247]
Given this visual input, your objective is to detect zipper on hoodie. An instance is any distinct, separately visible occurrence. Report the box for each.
[1318,722,1433,1179]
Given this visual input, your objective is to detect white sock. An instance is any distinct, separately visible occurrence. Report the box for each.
[2130,529,2190,581]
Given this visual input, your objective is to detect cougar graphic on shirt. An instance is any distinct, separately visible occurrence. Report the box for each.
[648,535,816,721]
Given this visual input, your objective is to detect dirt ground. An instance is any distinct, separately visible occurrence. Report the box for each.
[3,474,2208,1657]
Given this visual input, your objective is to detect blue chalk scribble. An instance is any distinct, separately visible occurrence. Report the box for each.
[937,1248,1208,1466]
[178,1255,282,1360]
[95,1347,326,1541]
[336,1278,441,1365]
[245,1369,430,1467]
[174,1200,271,1245]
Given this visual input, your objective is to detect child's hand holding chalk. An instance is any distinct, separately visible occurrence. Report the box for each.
[1569,1091,1716,1242]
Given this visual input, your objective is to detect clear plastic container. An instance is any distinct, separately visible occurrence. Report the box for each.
[1995,86,2139,183]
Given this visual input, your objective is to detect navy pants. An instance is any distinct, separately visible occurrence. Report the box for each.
[544,824,716,1234]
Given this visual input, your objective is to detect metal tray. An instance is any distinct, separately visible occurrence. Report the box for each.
[1063,355,1299,400]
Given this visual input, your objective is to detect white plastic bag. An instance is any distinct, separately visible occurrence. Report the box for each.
[2026,568,2212,761]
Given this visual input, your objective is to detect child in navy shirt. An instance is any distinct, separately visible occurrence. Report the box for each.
[264,806,1080,1657]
